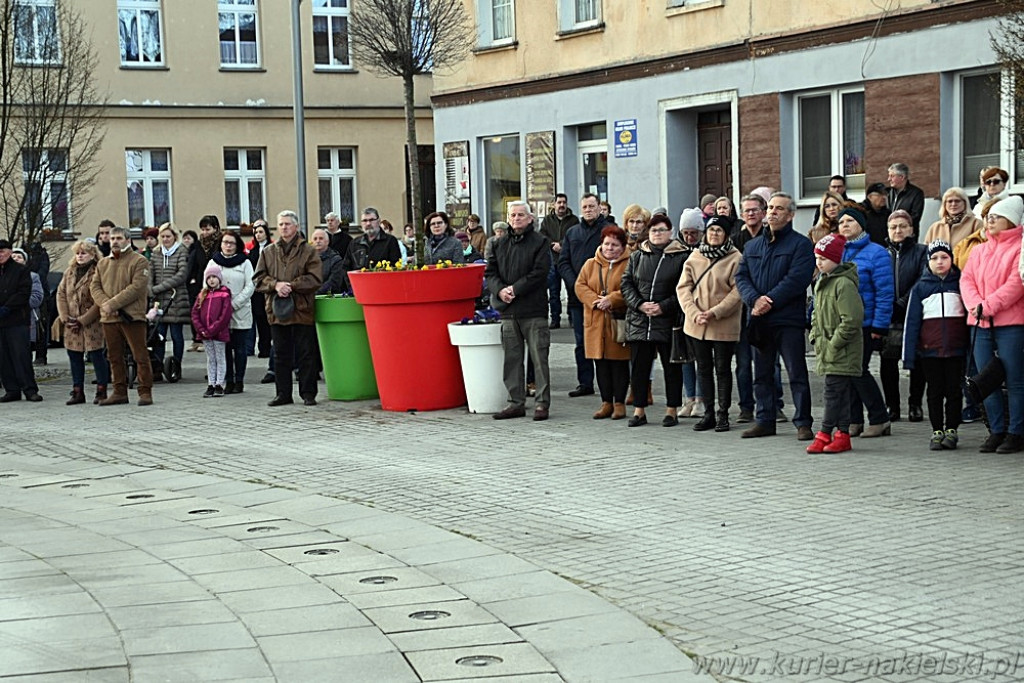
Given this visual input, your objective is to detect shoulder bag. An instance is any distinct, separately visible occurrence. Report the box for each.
[670,258,718,364]
[963,313,1005,404]
[597,264,627,344]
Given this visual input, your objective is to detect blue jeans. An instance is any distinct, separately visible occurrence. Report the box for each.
[682,362,702,399]
[547,255,562,323]
[568,303,594,389]
[68,349,111,388]
[155,322,184,363]
[225,328,249,385]
[972,324,1024,435]
[753,325,811,428]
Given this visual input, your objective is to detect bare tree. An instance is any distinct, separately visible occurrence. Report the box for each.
[349,0,470,263]
[991,0,1024,157]
[0,0,107,245]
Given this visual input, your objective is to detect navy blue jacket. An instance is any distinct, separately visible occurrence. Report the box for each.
[842,232,894,334]
[558,215,608,305]
[902,267,968,369]
[735,222,815,329]
[886,237,927,325]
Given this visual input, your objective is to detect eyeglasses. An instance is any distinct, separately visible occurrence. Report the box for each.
[649,227,671,233]
[429,221,446,226]
[984,179,1005,186]
[741,208,762,215]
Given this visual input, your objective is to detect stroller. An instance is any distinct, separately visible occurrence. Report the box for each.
[124,296,182,388]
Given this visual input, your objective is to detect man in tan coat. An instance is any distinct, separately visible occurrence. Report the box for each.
[91,226,154,405]
[253,210,322,407]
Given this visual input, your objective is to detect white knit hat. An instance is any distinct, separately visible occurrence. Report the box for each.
[679,208,705,232]
[988,195,1023,227]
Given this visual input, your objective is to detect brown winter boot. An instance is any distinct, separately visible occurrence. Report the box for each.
[611,403,627,420]
[93,385,107,405]
[66,387,86,405]
[593,402,613,419]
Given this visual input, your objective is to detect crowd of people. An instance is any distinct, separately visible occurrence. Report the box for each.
[2,162,1022,456]
[490,164,1024,454]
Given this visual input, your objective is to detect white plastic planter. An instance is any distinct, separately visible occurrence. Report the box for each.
[447,322,506,414]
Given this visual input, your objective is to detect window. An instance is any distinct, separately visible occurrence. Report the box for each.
[312,0,350,68]
[958,71,1024,188]
[796,88,864,199]
[118,0,163,65]
[477,0,514,46]
[14,0,60,65]
[126,149,172,229]
[219,0,259,67]
[668,0,720,9]
[317,147,356,223]
[482,135,520,227]
[22,149,70,231]
[224,149,266,227]
[558,0,601,31]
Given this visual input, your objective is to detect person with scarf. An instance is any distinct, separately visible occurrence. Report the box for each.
[972,167,1010,220]
[676,208,705,418]
[678,215,743,432]
[185,215,222,351]
[212,231,254,393]
[422,211,465,265]
[922,187,983,249]
[57,241,110,404]
[149,224,190,378]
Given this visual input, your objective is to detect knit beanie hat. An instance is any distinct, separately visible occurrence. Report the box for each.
[837,207,867,230]
[814,233,846,265]
[203,261,223,283]
[926,240,953,261]
[699,194,717,211]
[704,215,733,233]
[679,208,705,233]
[987,195,1024,227]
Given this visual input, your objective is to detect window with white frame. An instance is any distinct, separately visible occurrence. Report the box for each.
[126,149,172,229]
[22,148,70,231]
[796,88,865,200]
[224,149,266,227]
[317,148,356,223]
[958,70,1024,188]
[312,0,350,68]
[219,0,259,67]
[118,0,163,65]
[477,0,514,46]
[558,0,601,31]
[14,0,60,65]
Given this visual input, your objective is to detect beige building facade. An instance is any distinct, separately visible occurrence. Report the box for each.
[37,0,432,238]
[432,0,1019,228]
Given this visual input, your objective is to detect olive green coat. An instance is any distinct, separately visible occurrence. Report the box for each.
[809,262,864,377]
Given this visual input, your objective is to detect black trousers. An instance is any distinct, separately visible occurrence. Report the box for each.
[0,325,36,395]
[691,338,735,416]
[822,375,854,433]
[629,341,682,408]
[271,324,317,401]
[880,356,925,410]
[595,358,629,403]
[920,357,964,431]
[251,292,272,356]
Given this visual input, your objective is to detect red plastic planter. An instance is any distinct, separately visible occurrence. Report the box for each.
[349,264,485,411]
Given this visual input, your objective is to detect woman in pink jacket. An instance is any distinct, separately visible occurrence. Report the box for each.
[960,195,1024,453]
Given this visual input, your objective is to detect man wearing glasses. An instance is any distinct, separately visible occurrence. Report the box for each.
[342,207,402,277]
[886,163,925,229]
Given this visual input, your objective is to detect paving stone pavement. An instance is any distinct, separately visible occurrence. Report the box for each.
[2,330,1022,682]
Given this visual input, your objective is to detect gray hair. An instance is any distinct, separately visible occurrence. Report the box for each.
[277,210,299,225]
[109,226,130,239]
[888,163,910,178]
[741,194,767,211]
[769,192,797,213]
[361,207,380,219]
[311,228,328,240]
[507,200,533,216]
[324,212,340,222]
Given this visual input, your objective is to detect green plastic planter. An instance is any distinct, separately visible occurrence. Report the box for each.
[314,295,378,401]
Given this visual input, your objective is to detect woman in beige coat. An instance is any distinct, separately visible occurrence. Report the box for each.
[921,187,982,250]
[677,216,743,432]
[56,241,110,404]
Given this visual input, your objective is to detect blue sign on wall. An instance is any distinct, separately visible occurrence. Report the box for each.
[614,119,638,158]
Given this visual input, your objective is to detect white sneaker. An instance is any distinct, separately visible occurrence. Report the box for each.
[692,399,706,417]
[680,399,696,417]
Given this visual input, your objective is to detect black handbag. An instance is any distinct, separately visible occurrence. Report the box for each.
[669,259,717,364]
[963,317,1006,404]
[597,264,627,344]
[880,323,904,360]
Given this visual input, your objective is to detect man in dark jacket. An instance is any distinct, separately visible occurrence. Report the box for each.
[861,182,891,246]
[886,163,925,229]
[324,212,352,259]
[312,229,346,294]
[486,201,552,421]
[0,239,41,401]
[557,193,607,397]
[539,193,579,329]
[343,207,402,283]
[735,192,815,440]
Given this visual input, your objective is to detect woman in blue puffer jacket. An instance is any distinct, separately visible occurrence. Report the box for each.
[838,207,894,437]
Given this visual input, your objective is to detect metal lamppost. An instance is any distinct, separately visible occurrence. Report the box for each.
[291,0,308,231]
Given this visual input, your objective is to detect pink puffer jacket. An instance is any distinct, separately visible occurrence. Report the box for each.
[961,225,1024,328]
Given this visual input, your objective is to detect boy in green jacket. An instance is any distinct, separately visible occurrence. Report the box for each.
[807,234,864,453]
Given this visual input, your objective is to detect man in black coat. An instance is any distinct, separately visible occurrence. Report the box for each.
[343,208,402,285]
[557,193,607,397]
[486,201,552,421]
[0,239,42,401]
[324,212,352,259]
[886,163,925,229]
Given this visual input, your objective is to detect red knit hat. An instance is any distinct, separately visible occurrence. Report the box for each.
[814,233,846,265]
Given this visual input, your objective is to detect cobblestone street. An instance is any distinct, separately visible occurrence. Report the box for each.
[2,329,1022,681]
